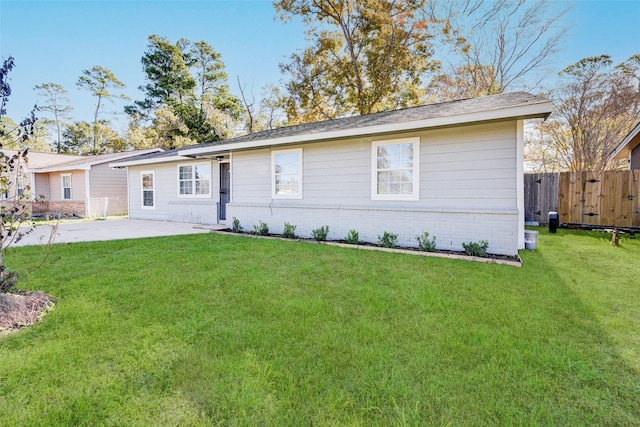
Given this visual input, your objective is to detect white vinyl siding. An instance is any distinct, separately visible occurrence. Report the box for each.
[272,148,302,199]
[141,171,155,209]
[61,174,72,200]
[372,137,420,201]
[228,121,520,255]
[178,162,211,197]
[88,163,130,216]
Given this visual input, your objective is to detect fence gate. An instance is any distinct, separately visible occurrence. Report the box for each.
[526,170,640,227]
[524,173,558,224]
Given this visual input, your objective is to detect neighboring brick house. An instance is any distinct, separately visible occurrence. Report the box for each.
[1,149,162,217]
[113,92,553,256]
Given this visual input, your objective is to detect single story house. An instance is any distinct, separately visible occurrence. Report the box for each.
[113,92,553,256]
[1,150,82,211]
[611,122,640,170]
[1,148,162,217]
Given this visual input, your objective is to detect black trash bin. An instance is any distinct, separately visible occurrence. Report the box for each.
[549,211,559,233]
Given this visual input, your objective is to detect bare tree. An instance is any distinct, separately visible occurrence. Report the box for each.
[424,0,568,102]
[237,76,256,134]
[529,55,640,172]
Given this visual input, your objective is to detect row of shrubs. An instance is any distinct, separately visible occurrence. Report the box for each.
[231,217,489,257]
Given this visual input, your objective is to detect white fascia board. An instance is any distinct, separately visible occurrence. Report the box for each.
[34,165,91,173]
[109,155,192,168]
[611,122,640,159]
[179,101,554,156]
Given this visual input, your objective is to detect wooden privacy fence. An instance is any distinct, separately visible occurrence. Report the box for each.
[524,170,640,227]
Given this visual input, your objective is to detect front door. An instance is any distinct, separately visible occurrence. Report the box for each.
[219,162,230,221]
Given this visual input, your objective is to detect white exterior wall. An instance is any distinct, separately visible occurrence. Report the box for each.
[228,121,522,255]
[127,160,220,224]
[88,163,129,216]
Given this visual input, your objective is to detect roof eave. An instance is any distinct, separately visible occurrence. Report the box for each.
[179,101,553,156]
[109,155,193,168]
[611,122,640,159]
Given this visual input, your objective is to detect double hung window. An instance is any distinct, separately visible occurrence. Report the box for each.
[272,148,302,199]
[371,138,420,201]
[178,163,211,197]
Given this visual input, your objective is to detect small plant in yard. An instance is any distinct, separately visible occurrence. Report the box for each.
[462,240,489,257]
[345,229,359,245]
[0,56,42,293]
[231,217,242,233]
[416,231,437,252]
[252,221,269,236]
[312,225,329,241]
[378,231,398,248]
[282,222,297,239]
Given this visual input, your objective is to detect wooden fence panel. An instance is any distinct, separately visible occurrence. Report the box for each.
[545,170,640,227]
[524,173,558,224]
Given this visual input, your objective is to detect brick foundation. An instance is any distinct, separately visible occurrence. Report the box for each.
[30,201,86,217]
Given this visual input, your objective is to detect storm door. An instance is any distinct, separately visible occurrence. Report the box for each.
[219,162,230,221]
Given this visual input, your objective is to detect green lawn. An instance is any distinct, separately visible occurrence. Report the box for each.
[1,228,639,426]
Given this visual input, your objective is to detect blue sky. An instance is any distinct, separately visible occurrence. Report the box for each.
[1,0,639,130]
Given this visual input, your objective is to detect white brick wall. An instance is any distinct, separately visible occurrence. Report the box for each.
[228,203,519,255]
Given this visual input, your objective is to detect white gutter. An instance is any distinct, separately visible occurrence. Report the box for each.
[179,101,553,156]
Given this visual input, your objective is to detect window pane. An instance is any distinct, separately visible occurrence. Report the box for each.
[275,174,299,195]
[195,180,210,195]
[194,164,210,180]
[143,190,154,207]
[63,188,71,199]
[275,152,299,174]
[179,166,193,180]
[377,143,413,169]
[142,174,153,190]
[62,176,71,187]
[180,181,193,195]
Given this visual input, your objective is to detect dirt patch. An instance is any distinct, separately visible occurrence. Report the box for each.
[0,292,55,336]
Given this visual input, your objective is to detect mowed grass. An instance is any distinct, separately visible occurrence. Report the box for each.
[1,228,639,425]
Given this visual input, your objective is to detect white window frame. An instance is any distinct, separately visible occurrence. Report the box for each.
[272,148,303,199]
[177,162,212,198]
[61,174,72,200]
[371,137,420,201]
[141,171,155,209]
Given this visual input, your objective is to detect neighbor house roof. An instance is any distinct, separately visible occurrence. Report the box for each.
[113,92,553,167]
[33,148,164,173]
[611,122,640,160]
[0,150,82,169]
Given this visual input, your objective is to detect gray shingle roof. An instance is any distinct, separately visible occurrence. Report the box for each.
[112,91,551,165]
[198,91,550,149]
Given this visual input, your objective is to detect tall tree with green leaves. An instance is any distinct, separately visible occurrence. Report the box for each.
[34,82,73,153]
[275,0,437,123]
[127,35,241,147]
[77,66,129,154]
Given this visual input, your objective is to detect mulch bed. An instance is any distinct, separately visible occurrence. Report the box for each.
[215,230,523,267]
[0,291,55,336]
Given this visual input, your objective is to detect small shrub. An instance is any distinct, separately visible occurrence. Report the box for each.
[231,217,242,233]
[345,229,360,245]
[462,240,489,257]
[282,222,297,239]
[378,231,398,248]
[416,232,437,252]
[252,221,269,236]
[312,225,329,241]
